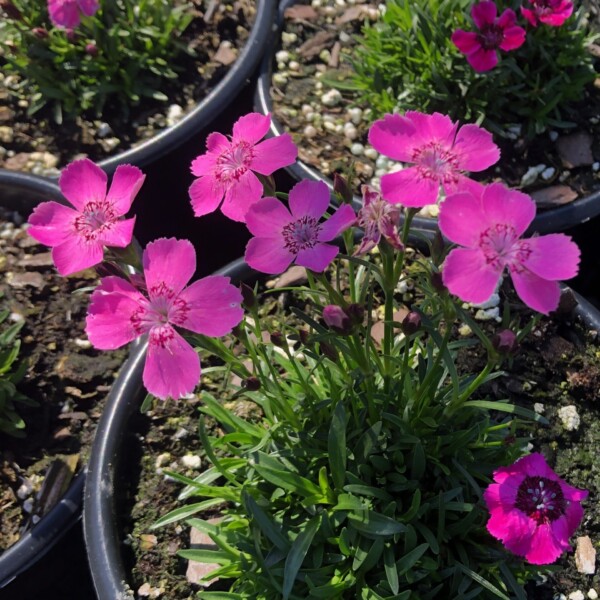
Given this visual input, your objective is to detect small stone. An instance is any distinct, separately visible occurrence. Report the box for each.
[273,73,287,85]
[475,307,500,321]
[0,126,13,143]
[531,185,578,208]
[187,520,222,586]
[97,122,112,138]
[575,536,596,574]
[274,265,307,288]
[458,324,472,336]
[343,123,358,140]
[474,293,500,310]
[166,104,184,127]
[74,338,92,349]
[569,592,585,600]
[350,143,364,156]
[556,131,594,168]
[303,125,317,138]
[348,107,362,124]
[0,106,15,121]
[281,32,297,45]
[288,60,300,71]
[181,454,201,469]
[213,41,237,66]
[285,4,318,20]
[558,405,580,431]
[6,271,45,290]
[541,166,556,181]
[588,590,598,600]
[534,403,545,414]
[520,164,545,187]
[549,130,559,142]
[364,148,378,160]
[139,534,158,551]
[593,162,600,172]
[17,252,53,268]
[321,89,342,107]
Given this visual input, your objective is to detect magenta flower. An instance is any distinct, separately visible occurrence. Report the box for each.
[86,238,244,400]
[354,185,402,255]
[28,158,144,276]
[439,182,580,315]
[244,180,356,275]
[189,113,298,223]
[451,1,526,72]
[521,0,574,27]
[484,453,587,565]
[368,111,499,207]
[48,0,99,29]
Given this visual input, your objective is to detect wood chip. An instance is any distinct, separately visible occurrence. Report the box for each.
[17,252,54,268]
[297,31,337,60]
[274,265,308,288]
[6,271,45,290]
[530,184,578,208]
[335,5,369,24]
[284,4,318,20]
[370,308,410,345]
[213,42,238,65]
[186,518,222,587]
[328,41,341,68]
[575,536,596,574]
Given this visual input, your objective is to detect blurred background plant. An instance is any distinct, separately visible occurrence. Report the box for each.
[0,0,195,123]
[0,303,35,438]
[345,0,598,137]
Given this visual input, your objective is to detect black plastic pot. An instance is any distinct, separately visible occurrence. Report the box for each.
[253,0,600,236]
[82,253,600,599]
[0,170,81,589]
[82,258,249,599]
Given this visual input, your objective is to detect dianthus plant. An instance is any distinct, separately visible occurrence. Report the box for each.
[350,0,597,136]
[0,0,195,120]
[30,111,588,597]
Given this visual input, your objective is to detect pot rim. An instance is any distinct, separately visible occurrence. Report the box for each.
[82,255,600,599]
[253,0,600,236]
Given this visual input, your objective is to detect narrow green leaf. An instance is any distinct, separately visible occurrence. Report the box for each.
[397,542,428,575]
[243,491,289,551]
[348,510,406,536]
[328,402,347,489]
[151,498,223,529]
[282,517,320,600]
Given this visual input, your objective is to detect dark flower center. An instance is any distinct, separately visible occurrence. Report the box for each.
[282,216,321,254]
[478,24,504,50]
[479,224,531,271]
[216,141,254,182]
[412,142,460,184]
[515,476,566,524]
[130,283,190,336]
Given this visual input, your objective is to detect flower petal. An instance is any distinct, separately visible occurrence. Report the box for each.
[52,235,105,276]
[472,1,497,28]
[190,152,217,177]
[99,216,136,248]
[443,247,500,304]
[251,133,298,175]
[77,0,99,16]
[405,111,457,147]
[496,7,517,28]
[143,238,195,297]
[467,47,498,72]
[205,132,230,153]
[144,327,200,400]
[368,113,418,162]
[521,7,538,26]
[288,180,330,219]
[106,164,146,215]
[178,275,244,336]
[522,234,580,280]
[453,124,500,172]
[451,30,480,54]
[510,268,561,315]
[564,501,585,537]
[296,243,338,272]
[59,158,107,210]
[524,521,570,565]
[48,0,81,27]
[220,170,264,222]
[380,167,440,207]
[245,197,292,237]
[245,237,294,274]
[318,204,356,242]
[232,112,270,145]
[86,277,146,349]
[439,191,487,247]
[189,175,224,218]
[499,25,526,51]
[481,183,535,236]
[27,201,78,247]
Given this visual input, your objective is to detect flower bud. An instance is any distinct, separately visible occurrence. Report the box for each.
[323,304,351,335]
[1,1,22,20]
[270,331,285,347]
[430,271,446,293]
[240,283,255,309]
[320,341,338,362]
[244,377,261,391]
[345,303,365,327]
[32,27,49,39]
[492,330,518,354]
[333,173,353,204]
[299,329,310,345]
[66,29,78,42]
[85,42,98,56]
[401,311,421,336]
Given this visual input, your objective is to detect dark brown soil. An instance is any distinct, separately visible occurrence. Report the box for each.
[270,1,600,215]
[0,0,256,175]
[0,207,126,551]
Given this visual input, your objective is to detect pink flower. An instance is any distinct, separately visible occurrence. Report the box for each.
[86,238,244,400]
[323,305,351,334]
[484,453,588,565]
[439,182,580,315]
[189,113,298,222]
[28,158,144,276]
[354,185,403,255]
[244,180,356,275]
[521,0,574,27]
[451,1,526,72]
[368,111,499,207]
[48,0,99,29]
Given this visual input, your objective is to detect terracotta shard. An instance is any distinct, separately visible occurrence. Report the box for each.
[530,185,578,208]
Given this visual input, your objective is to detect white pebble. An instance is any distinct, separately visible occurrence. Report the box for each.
[458,324,472,337]
[17,481,33,500]
[549,130,559,142]
[343,122,358,140]
[166,104,183,126]
[475,307,500,321]
[275,50,290,63]
[588,590,598,600]
[304,125,317,138]
[558,405,580,431]
[273,73,288,85]
[348,107,363,125]
[364,148,378,160]
[474,293,500,310]
[321,89,342,107]
[350,143,364,156]
[541,167,556,181]
[520,164,546,187]
[534,403,545,414]
[288,60,300,71]
[181,454,201,469]
[593,162,600,172]
[301,104,312,115]
[339,31,351,43]
[324,121,337,132]
[23,499,34,514]
[281,32,297,45]
[74,338,92,349]
[569,592,585,600]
